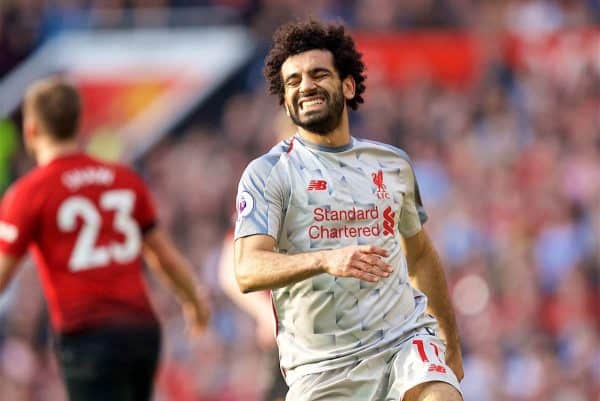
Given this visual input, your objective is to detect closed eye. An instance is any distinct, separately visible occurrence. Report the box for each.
[312,70,331,80]
[284,74,301,87]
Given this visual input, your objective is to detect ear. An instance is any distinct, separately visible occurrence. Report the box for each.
[342,76,356,101]
[23,115,37,143]
[284,103,291,117]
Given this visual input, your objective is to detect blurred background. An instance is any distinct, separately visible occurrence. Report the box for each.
[0,1,599,400]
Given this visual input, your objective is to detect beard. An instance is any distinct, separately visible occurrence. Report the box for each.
[287,86,345,135]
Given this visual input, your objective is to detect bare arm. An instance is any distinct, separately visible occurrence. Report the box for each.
[143,227,210,335]
[219,234,273,320]
[234,234,392,293]
[0,253,19,293]
[405,229,464,381]
[218,233,278,348]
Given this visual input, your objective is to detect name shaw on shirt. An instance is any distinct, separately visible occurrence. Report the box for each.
[62,167,115,191]
[309,205,395,239]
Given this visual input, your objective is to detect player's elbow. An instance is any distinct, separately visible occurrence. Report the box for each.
[238,283,253,294]
[235,269,255,293]
[236,281,254,294]
[234,244,254,293]
[234,261,259,293]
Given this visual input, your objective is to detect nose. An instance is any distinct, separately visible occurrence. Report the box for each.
[299,74,316,93]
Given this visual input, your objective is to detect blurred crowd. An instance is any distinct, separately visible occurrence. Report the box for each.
[1,1,600,401]
[138,40,600,401]
[3,0,600,76]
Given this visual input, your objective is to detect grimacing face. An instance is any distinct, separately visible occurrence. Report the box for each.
[281,50,350,135]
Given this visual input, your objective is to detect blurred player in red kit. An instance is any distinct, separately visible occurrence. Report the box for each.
[0,77,210,401]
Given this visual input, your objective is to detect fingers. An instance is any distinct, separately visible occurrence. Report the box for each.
[346,246,394,281]
[325,245,394,282]
[449,362,464,381]
[353,260,390,279]
[186,317,208,338]
[186,325,206,342]
[445,350,464,381]
[358,245,389,257]
[447,358,464,381]
[197,307,210,329]
[358,254,394,273]
[347,267,381,283]
[183,303,210,338]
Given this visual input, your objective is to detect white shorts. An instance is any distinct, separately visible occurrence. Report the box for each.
[285,331,462,401]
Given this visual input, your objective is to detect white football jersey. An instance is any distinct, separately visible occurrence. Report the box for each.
[235,135,437,384]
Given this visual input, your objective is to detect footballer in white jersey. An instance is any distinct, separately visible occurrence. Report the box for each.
[234,18,463,401]
[236,135,450,379]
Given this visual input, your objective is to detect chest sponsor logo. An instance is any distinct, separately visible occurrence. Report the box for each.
[382,207,395,235]
[308,206,396,239]
[372,170,390,200]
[307,180,327,191]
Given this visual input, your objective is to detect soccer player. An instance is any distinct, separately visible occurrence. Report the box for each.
[234,19,464,401]
[0,77,210,401]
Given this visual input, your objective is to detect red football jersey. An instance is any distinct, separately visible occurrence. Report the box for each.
[0,153,159,333]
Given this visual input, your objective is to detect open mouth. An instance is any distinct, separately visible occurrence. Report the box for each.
[299,95,326,111]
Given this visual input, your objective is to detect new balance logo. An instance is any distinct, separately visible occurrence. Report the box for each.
[307,180,327,191]
[428,364,447,374]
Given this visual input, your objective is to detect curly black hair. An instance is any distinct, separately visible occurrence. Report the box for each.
[264,19,366,110]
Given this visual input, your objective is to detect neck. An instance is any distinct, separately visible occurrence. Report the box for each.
[297,110,351,147]
[35,137,79,166]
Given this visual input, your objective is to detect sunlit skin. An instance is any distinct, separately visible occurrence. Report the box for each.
[22,86,78,165]
[281,50,356,147]
[23,94,45,157]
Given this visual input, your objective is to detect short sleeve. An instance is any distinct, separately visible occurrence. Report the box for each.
[398,163,428,238]
[234,156,285,242]
[0,182,38,258]
[132,173,158,233]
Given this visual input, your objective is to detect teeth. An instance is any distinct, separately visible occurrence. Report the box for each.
[301,98,324,109]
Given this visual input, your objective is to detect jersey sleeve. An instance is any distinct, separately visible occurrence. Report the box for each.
[398,161,428,237]
[234,156,286,241]
[131,172,158,233]
[0,182,38,258]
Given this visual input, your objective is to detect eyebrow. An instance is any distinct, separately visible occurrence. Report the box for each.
[283,67,333,83]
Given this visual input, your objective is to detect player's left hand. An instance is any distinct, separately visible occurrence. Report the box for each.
[445,343,464,382]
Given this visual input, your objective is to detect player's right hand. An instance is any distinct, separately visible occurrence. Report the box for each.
[322,245,393,282]
[182,291,211,338]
